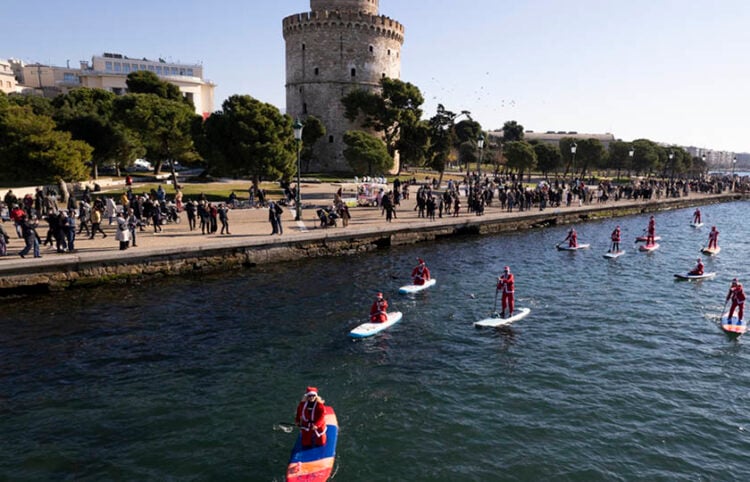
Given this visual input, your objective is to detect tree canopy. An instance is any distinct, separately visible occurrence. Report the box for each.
[342,130,393,176]
[200,95,296,184]
[0,94,91,184]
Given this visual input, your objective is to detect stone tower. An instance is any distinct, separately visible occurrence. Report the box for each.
[283,0,405,172]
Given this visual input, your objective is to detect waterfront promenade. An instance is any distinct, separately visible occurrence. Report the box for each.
[0,180,741,293]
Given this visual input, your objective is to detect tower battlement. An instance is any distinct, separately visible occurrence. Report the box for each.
[311,0,379,15]
[283,11,404,43]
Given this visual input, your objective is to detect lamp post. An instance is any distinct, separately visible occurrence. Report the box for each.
[293,119,304,221]
[570,141,577,180]
[477,134,484,180]
[668,151,674,183]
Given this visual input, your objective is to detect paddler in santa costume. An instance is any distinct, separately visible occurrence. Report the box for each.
[370,292,388,323]
[295,386,327,448]
[411,257,431,286]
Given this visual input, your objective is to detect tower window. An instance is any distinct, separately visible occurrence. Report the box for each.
[387,49,391,56]
[314,67,319,75]
[329,135,334,143]
[302,43,306,51]
[369,45,374,53]
[351,68,356,77]
[303,103,308,114]
[382,73,386,78]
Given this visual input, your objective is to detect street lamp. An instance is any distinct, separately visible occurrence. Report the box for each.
[668,151,674,182]
[293,119,304,221]
[477,134,485,180]
[570,141,577,180]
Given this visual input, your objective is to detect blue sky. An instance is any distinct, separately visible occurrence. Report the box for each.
[3,0,750,153]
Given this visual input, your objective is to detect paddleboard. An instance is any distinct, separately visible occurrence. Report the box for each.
[701,246,721,256]
[349,311,403,338]
[639,243,660,252]
[603,250,625,259]
[286,405,339,482]
[474,307,531,328]
[399,278,437,294]
[690,222,704,228]
[721,313,747,335]
[556,244,590,251]
[674,272,716,280]
[635,235,662,242]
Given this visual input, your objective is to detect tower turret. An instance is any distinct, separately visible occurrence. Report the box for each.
[283,0,404,172]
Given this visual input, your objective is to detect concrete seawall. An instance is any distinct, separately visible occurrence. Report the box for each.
[0,193,742,295]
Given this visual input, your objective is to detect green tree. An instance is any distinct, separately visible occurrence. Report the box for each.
[631,139,660,176]
[607,140,633,180]
[342,130,393,176]
[7,93,55,117]
[200,95,296,187]
[426,105,457,181]
[504,141,537,180]
[532,142,561,179]
[126,70,183,102]
[502,120,524,142]
[396,119,430,172]
[342,77,424,163]
[114,93,199,184]
[300,116,326,172]
[0,94,91,183]
[53,88,144,178]
[575,138,605,178]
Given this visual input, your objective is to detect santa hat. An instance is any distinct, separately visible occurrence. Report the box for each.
[305,386,318,396]
[504,266,510,272]
[376,292,383,298]
[417,257,424,264]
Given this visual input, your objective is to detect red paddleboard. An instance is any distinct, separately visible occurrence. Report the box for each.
[286,406,339,482]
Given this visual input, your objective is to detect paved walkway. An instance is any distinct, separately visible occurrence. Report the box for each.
[0,181,733,275]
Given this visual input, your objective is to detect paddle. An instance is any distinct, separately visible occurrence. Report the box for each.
[493,288,499,316]
[275,422,297,433]
[722,298,730,319]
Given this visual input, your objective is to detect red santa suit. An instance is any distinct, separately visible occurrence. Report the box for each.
[370,294,388,323]
[610,226,621,252]
[708,227,719,249]
[647,217,656,245]
[565,229,578,248]
[689,259,704,276]
[411,258,430,286]
[295,387,327,447]
[497,267,515,317]
[693,209,701,223]
[727,281,746,322]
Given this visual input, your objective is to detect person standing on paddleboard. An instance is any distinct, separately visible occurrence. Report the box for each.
[295,386,327,448]
[411,258,431,286]
[646,215,656,245]
[497,266,515,318]
[707,226,719,250]
[370,292,389,323]
[610,225,621,253]
[726,279,746,324]
[564,228,578,248]
[693,208,702,224]
[688,258,704,276]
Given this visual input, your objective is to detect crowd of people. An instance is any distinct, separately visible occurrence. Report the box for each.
[0,173,743,261]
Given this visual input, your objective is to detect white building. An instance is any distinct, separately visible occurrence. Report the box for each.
[0,59,18,94]
[9,53,215,118]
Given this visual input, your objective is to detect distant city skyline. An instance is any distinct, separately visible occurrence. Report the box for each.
[2,0,749,154]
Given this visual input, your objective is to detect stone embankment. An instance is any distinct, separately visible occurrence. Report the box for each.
[0,190,743,295]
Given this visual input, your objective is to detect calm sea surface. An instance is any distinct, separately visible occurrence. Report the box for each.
[2,201,750,481]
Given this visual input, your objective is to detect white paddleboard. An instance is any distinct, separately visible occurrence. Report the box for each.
[603,250,625,259]
[721,313,747,335]
[639,243,660,252]
[474,307,531,328]
[635,235,662,242]
[349,311,403,338]
[690,222,704,228]
[701,246,721,256]
[399,278,436,294]
[557,244,590,251]
[674,272,716,280]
